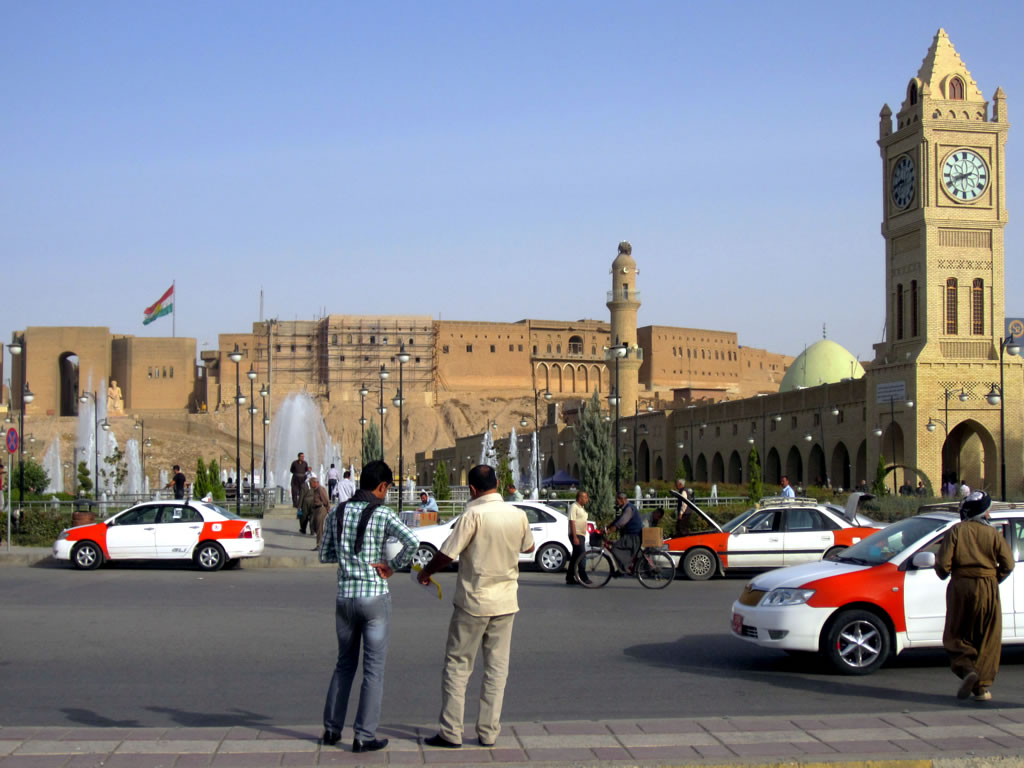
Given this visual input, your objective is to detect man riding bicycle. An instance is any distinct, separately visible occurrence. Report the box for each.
[607,491,643,573]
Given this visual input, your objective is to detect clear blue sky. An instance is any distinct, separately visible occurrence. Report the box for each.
[3,0,1023,368]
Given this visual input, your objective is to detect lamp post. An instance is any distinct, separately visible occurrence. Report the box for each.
[986,334,1020,501]
[133,419,152,493]
[521,389,552,497]
[378,365,389,461]
[78,390,101,498]
[605,344,627,492]
[396,345,409,514]
[260,384,269,493]
[882,394,914,494]
[16,383,34,505]
[228,344,244,514]
[247,364,258,495]
[358,383,369,465]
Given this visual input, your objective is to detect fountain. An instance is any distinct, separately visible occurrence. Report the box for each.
[124,439,142,495]
[527,431,539,499]
[269,392,340,491]
[76,376,116,494]
[508,427,520,489]
[42,435,63,494]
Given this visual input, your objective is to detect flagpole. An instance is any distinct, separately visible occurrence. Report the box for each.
[172,280,176,338]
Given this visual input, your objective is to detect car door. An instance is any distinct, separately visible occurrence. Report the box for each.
[904,522,1015,645]
[782,507,836,566]
[105,506,160,559]
[724,509,781,568]
[516,505,557,562]
[1008,519,1024,637]
[155,505,205,558]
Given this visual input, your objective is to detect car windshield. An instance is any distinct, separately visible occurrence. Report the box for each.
[834,515,949,565]
[722,508,759,532]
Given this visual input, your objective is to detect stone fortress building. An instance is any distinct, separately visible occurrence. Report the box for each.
[6,30,1019,499]
[419,30,1022,497]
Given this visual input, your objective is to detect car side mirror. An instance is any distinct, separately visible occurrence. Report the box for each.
[732,525,747,536]
[911,551,936,569]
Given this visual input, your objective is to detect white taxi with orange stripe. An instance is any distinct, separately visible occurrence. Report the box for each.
[731,505,1024,675]
[53,500,264,571]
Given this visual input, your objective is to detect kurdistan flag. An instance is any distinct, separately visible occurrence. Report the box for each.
[143,284,174,326]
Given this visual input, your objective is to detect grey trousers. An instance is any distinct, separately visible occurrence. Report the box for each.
[438,606,515,745]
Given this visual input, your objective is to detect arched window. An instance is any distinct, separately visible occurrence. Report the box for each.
[946,278,958,335]
[909,81,918,105]
[910,280,919,337]
[896,283,904,340]
[949,77,964,100]
[568,335,583,356]
[972,278,985,335]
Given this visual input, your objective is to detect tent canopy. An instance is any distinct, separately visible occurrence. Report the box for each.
[542,469,578,488]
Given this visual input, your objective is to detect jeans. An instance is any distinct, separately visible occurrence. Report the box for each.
[323,594,391,741]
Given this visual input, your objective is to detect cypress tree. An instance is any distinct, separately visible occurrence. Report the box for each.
[432,460,451,501]
[747,447,763,502]
[363,422,382,465]
[575,390,615,527]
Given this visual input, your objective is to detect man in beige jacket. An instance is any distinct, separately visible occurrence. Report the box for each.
[418,464,535,748]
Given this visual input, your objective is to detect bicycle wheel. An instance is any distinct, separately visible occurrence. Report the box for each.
[636,550,676,590]
[577,549,613,588]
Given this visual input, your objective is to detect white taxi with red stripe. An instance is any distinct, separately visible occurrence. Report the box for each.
[730,506,1024,674]
[53,500,264,571]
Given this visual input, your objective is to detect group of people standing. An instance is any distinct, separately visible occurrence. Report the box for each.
[291,453,356,549]
[316,460,535,753]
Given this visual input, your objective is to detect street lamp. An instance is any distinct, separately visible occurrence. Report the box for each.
[15,383,34,505]
[247,364,258,496]
[987,334,1020,501]
[358,383,369,465]
[521,388,552,497]
[882,394,914,494]
[605,344,627,491]
[260,384,270,493]
[79,390,100,499]
[396,344,410,514]
[133,419,151,492]
[378,365,389,460]
[228,344,244,514]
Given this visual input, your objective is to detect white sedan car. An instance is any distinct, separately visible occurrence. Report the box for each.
[398,500,579,573]
[53,499,264,571]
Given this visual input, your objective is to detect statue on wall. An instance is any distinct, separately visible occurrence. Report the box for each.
[107,380,124,415]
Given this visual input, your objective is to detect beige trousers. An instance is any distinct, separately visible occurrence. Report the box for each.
[438,605,515,744]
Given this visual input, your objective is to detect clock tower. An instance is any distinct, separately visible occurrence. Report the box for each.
[872,28,1017,493]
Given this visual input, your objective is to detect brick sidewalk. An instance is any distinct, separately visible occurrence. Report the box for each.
[3,709,1024,767]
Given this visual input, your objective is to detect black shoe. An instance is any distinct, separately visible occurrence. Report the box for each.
[321,730,341,746]
[352,738,388,753]
[424,734,461,748]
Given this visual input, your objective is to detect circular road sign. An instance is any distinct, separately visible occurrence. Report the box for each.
[6,427,18,454]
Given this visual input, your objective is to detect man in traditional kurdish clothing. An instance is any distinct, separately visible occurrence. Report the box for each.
[935,492,1014,701]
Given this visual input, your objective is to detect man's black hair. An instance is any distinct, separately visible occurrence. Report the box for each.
[173,465,180,471]
[343,470,351,478]
[468,464,498,491]
[360,460,393,490]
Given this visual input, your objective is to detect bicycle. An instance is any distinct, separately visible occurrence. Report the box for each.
[574,539,676,589]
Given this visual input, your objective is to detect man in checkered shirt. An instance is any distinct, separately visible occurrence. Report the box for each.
[318,460,418,754]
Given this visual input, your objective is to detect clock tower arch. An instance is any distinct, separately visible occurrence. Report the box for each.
[870,28,1017,494]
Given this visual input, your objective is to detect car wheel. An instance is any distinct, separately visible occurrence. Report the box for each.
[194,542,226,572]
[536,543,568,573]
[71,541,103,570]
[823,546,846,561]
[412,544,438,570]
[682,548,717,581]
[823,609,890,675]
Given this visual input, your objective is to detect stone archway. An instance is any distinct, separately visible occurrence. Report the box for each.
[727,450,743,484]
[830,442,851,490]
[58,352,80,417]
[711,452,725,482]
[695,454,708,482]
[880,422,906,467]
[654,455,663,481]
[639,440,650,482]
[855,441,868,487]
[944,419,997,492]
[808,444,826,486]
[765,447,781,484]
[683,455,693,480]
[546,456,556,478]
[785,446,804,484]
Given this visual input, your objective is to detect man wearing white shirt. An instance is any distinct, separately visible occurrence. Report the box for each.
[780,475,796,498]
[338,470,357,503]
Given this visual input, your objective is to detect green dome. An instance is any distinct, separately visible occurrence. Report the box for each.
[779,339,865,392]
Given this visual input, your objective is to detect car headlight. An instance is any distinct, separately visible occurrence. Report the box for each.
[57,531,69,541]
[761,588,815,606]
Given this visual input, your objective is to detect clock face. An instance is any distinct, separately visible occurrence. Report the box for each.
[891,155,915,209]
[942,149,989,202]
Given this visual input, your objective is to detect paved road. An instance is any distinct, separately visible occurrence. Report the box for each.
[3,563,1024,728]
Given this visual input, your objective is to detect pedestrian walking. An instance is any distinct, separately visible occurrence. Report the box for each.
[301,476,331,548]
[327,464,341,501]
[338,470,356,503]
[290,452,310,521]
[935,491,1014,701]
[165,465,187,500]
[566,490,589,585]
[318,460,419,752]
[417,464,535,748]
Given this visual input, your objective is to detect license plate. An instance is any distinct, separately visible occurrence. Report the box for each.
[732,613,743,634]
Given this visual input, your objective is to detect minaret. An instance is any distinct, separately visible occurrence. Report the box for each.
[606,241,642,410]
